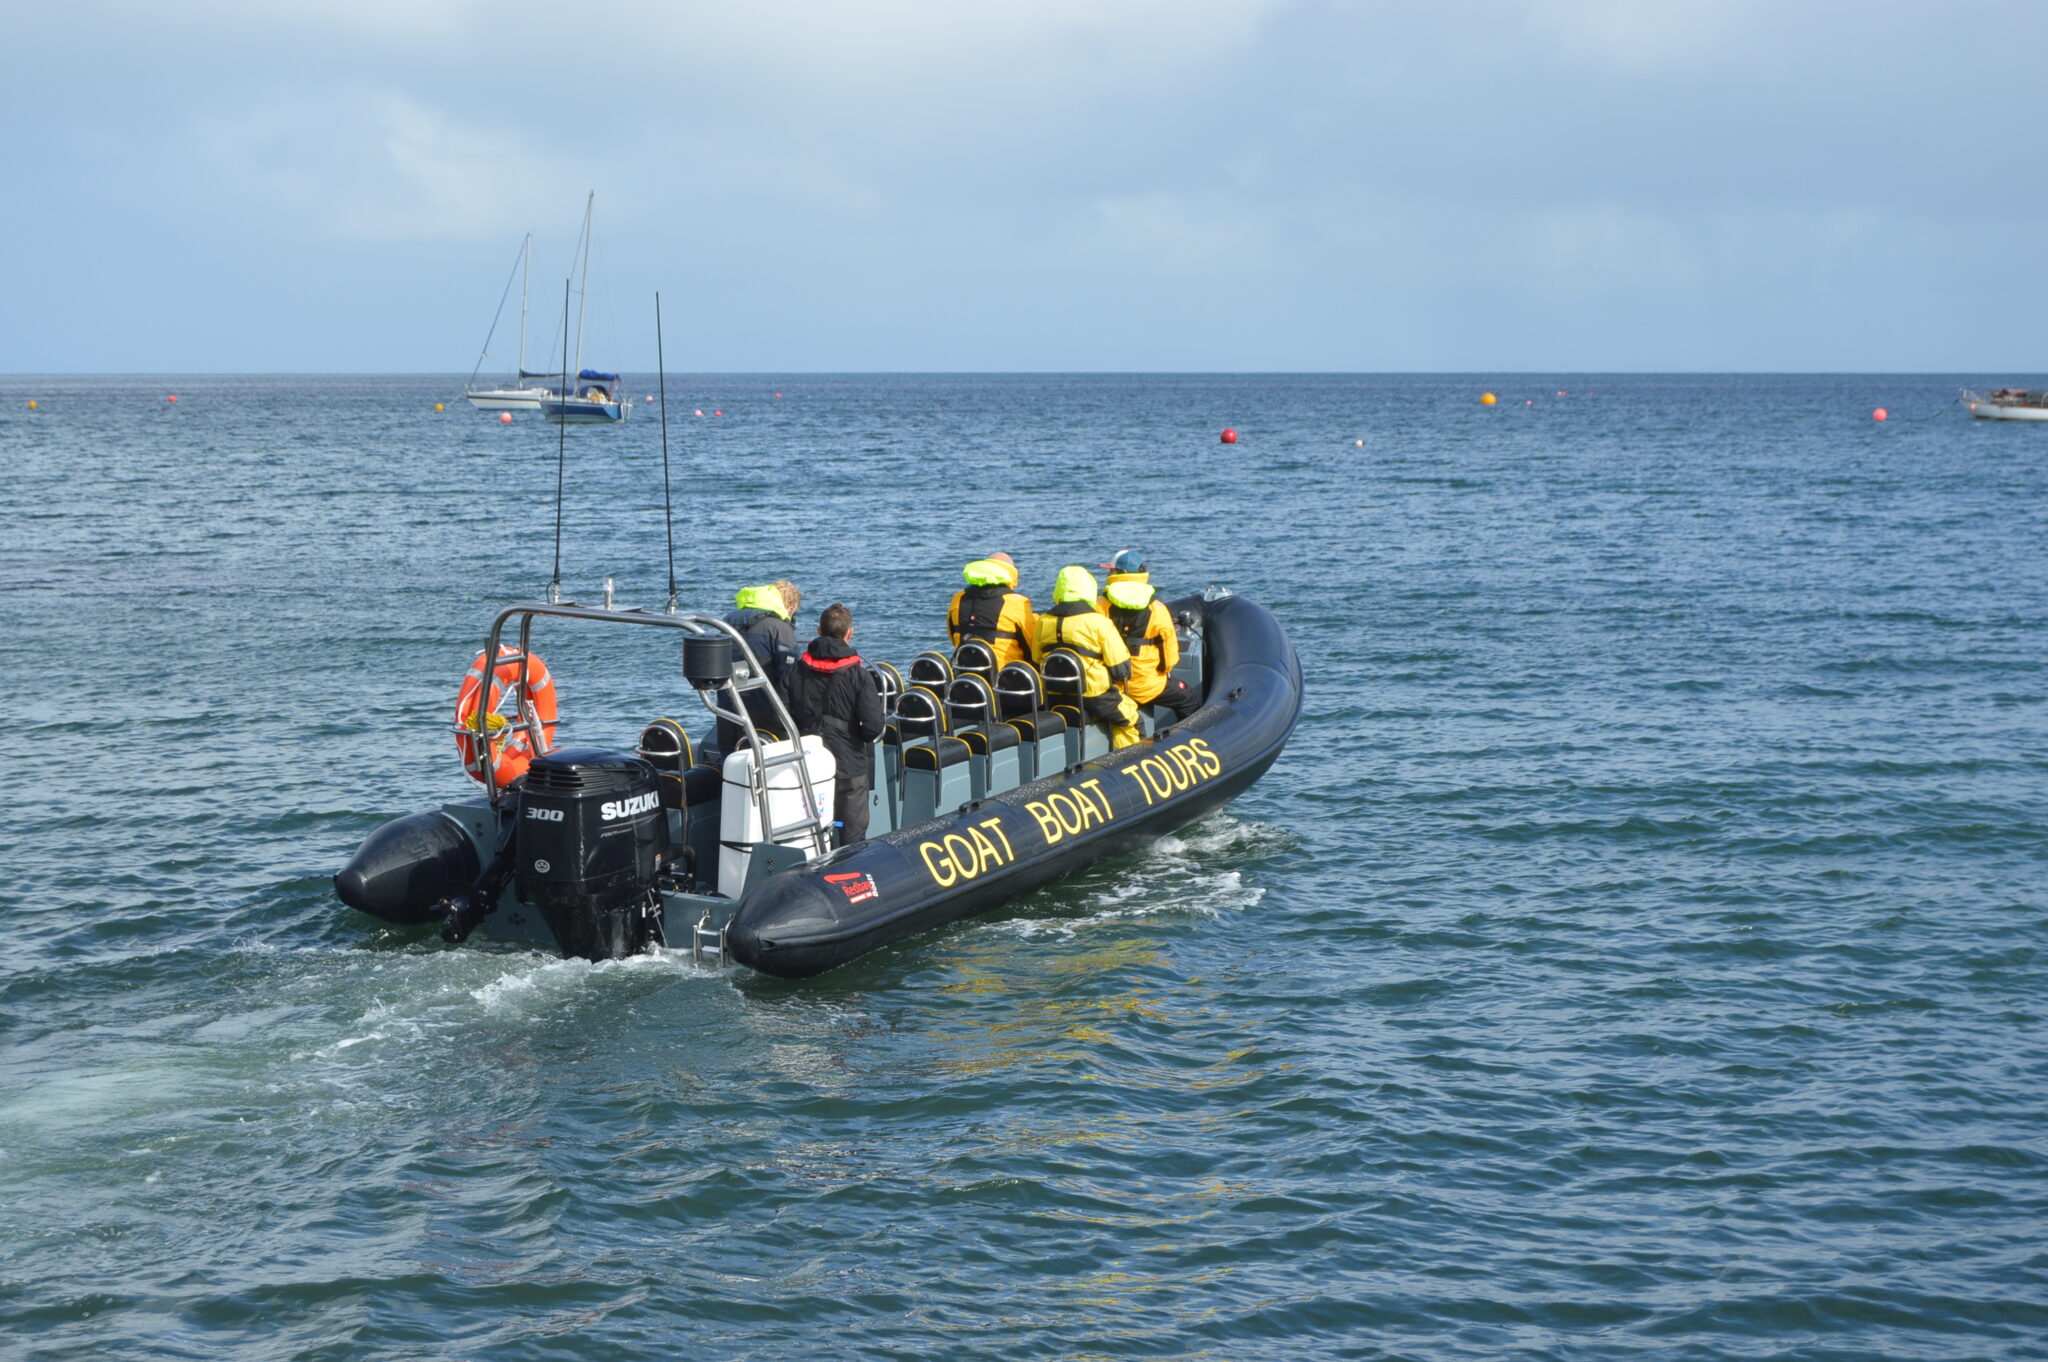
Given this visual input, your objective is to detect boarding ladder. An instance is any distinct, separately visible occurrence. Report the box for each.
[682,616,835,962]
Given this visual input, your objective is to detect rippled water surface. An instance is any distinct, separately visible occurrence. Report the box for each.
[2,374,2044,1359]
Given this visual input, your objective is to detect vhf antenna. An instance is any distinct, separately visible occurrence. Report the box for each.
[655,292,678,613]
[550,278,568,604]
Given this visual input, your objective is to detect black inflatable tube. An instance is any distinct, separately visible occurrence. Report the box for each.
[726,593,1302,978]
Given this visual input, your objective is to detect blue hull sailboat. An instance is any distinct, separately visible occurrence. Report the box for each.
[542,371,629,423]
[540,194,628,425]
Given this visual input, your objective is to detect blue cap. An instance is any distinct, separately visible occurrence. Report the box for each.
[1109,549,1146,574]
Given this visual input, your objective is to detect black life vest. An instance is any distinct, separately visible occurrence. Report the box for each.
[1108,602,1162,658]
[956,585,1025,643]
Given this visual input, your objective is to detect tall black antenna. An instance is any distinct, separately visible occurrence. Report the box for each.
[655,292,678,613]
[551,278,569,604]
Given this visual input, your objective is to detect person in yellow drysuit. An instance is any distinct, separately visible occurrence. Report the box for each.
[1032,565,1141,749]
[1097,550,1198,723]
[948,551,1035,667]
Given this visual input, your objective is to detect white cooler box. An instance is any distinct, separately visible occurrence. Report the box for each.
[717,735,836,898]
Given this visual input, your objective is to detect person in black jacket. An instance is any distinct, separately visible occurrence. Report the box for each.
[717,580,803,756]
[781,602,886,846]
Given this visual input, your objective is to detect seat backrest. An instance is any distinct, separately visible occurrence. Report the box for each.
[907,651,953,690]
[1040,648,1086,702]
[945,673,996,732]
[894,684,948,740]
[995,660,1043,718]
[952,638,997,682]
[636,718,692,772]
[870,660,903,716]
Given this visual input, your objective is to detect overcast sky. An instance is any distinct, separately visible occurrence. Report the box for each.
[5,0,2042,373]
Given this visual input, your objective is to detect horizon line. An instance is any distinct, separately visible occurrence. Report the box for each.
[1,369,2034,380]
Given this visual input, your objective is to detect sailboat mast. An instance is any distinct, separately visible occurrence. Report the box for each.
[517,233,530,381]
[573,192,593,379]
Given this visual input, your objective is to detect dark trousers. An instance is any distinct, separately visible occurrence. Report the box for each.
[835,772,871,847]
[1152,678,1200,721]
[1080,690,1127,725]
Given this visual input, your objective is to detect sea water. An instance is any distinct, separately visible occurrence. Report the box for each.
[1,374,2043,1359]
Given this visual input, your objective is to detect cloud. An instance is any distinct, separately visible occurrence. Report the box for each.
[5,0,2045,369]
[179,93,566,242]
[1512,202,1699,292]
[1518,0,1751,71]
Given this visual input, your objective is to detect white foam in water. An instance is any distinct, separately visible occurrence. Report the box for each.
[986,814,1275,942]
[293,942,709,1064]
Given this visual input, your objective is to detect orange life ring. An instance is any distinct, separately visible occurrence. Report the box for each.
[454,646,559,787]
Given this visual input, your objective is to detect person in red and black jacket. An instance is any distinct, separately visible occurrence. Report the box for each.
[780,602,886,846]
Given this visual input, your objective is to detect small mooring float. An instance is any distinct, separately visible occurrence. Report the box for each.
[335,588,1302,977]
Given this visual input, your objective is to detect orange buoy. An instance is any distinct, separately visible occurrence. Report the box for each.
[434,402,445,412]
[1220,428,1238,444]
[1873,408,1888,422]
[1480,393,1496,406]
[499,412,513,424]
[26,400,36,410]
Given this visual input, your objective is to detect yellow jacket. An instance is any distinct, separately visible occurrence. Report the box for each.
[948,558,1035,666]
[1099,579,1179,704]
[1032,566,1131,698]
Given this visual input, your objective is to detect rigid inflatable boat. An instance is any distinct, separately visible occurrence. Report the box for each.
[335,588,1301,977]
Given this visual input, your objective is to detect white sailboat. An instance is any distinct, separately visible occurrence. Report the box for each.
[464,234,556,411]
[541,194,629,425]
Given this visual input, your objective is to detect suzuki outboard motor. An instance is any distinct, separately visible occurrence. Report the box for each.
[514,747,669,960]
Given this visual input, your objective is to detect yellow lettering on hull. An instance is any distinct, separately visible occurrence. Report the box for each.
[1122,738,1226,806]
[922,741,1228,883]
[918,815,1027,887]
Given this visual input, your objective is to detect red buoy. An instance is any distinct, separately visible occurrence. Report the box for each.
[1220,428,1238,444]
[499,412,513,424]
[166,394,178,403]
[1873,408,1888,421]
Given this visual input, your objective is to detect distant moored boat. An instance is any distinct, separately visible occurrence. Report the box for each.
[1962,387,2048,421]
[541,371,630,424]
[464,233,557,412]
[536,194,627,425]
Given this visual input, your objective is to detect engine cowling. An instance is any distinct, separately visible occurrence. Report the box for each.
[335,810,480,926]
[514,747,668,959]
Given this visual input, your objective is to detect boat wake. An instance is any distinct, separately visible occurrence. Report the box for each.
[300,945,710,1064]
[987,813,1291,942]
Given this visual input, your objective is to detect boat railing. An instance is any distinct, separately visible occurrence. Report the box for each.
[476,602,832,858]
